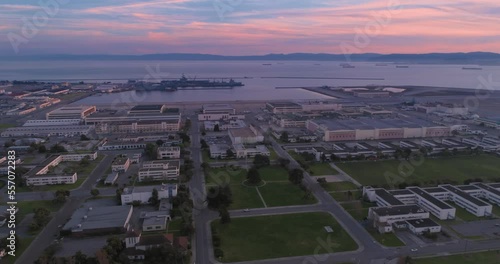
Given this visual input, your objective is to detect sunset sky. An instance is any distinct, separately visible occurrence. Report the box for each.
[1,0,500,55]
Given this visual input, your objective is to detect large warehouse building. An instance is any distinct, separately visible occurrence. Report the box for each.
[307,118,451,142]
[46,105,96,120]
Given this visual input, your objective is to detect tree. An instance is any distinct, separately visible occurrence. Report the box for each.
[103,237,125,262]
[214,124,220,132]
[145,243,183,263]
[206,185,233,210]
[156,139,164,146]
[178,132,191,143]
[246,167,262,185]
[316,177,327,185]
[80,134,90,141]
[280,131,289,142]
[74,251,90,264]
[253,154,270,168]
[54,189,70,204]
[219,207,231,224]
[116,188,123,205]
[184,118,192,131]
[80,156,90,166]
[90,189,100,197]
[226,149,235,158]
[320,153,327,163]
[38,145,47,153]
[145,143,158,159]
[200,139,209,149]
[149,188,159,205]
[50,144,68,153]
[278,158,290,168]
[288,168,304,185]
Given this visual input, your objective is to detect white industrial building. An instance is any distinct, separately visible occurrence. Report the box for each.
[46,105,96,120]
[121,184,177,205]
[229,125,264,144]
[440,185,492,217]
[307,118,451,142]
[233,144,270,158]
[23,119,82,126]
[406,218,442,235]
[368,205,430,233]
[1,125,93,137]
[157,146,181,159]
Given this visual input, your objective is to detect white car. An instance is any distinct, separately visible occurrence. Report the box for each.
[411,248,418,252]
[243,209,249,212]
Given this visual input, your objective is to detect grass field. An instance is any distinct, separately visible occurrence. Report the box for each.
[2,237,36,264]
[329,190,362,202]
[447,202,482,222]
[367,228,405,247]
[320,182,359,192]
[206,166,316,209]
[341,201,375,221]
[212,212,358,262]
[288,151,338,175]
[415,251,500,264]
[336,155,500,188]
[16,200,64,220]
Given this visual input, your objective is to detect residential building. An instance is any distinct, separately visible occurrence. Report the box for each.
[138,160,180,182]
[157,146,181,159]
[23,119,81,126]
[112,157,131,172]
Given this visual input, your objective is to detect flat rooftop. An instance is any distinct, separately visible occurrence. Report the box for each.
[375,189,405,206]
[267,102,301,108]
[372,205,426,216]
[130,104,165,111]
[229,127,257,138]
[474,183,500,197]
[440,185,489,207]
[422,187,447,193]
[313,117,444,131]
[49,105,94,114]
[456,185,481,191]
[407,187,454,209]
[63,205,132,232]
[112,157,129,165]
[406,218,440,228]
[143,215,168,227]
[203,104,234,110]
[123,184,176,195]
[389,189,414,196]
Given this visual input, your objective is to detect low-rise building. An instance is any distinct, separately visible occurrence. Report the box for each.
[104,172,119,185]
[229,125,264,144]
[98,141,147,151]
[121,185,178,205]
[209,144,232,159]
[23,119,81,126]
[46,105,96,120]
[138,160,180,182]
[112,157,131,172]
[233,144,270,158]
[368,205,429,233]
[266,102,302,114]
[157,146,181,159]
[62,205,133,237]
[439,184,493,217]
[1,125,93,137]
[406,218,441,235]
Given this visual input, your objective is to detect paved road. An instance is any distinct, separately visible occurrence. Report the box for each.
[14,153,115,264]
[190,118,500,264]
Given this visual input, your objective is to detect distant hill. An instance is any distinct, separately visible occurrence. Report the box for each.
[2,52,500,65]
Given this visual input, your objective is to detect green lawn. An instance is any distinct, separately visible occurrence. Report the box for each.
[16,200,64,220]
[269,147,279,161]
[492,205,500,217]
[336,155,500,188]
[320,181,359,192]
[447,202,482,222]
[2,237,36,264]
[212,212,358,262]
[229,185,265,209]
[341,201,375,221]
[206,166,316,209]
[0,123,15,130]
[367,228,405,247]
[258,183,316,207]
[329,190,362,202]
[308,163,339,176]
[415,251,500,264]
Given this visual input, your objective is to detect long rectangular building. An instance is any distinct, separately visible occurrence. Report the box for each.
[1,125,93,137]
[439,184,492,217]
[307,118,451,142]
[46,106,96,120]
[407,187,456,220]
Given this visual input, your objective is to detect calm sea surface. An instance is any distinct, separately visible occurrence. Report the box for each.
[1,60,499,103]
